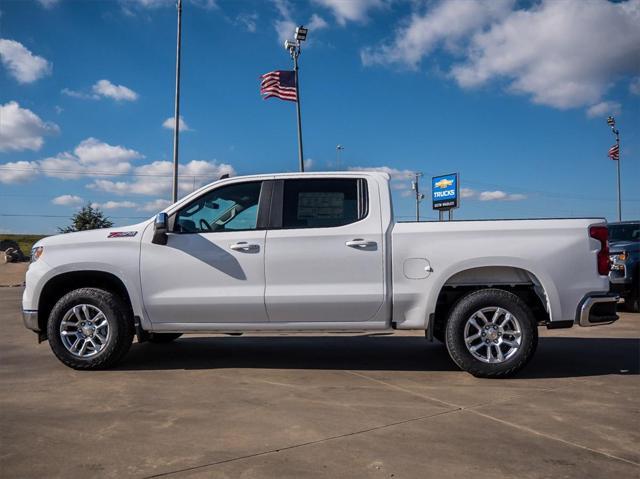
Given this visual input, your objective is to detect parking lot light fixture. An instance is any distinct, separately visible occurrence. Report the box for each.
[295,26,308,42]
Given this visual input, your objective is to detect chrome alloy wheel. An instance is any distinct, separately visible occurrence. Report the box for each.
[463,307,522,364]
[59,304,110,358]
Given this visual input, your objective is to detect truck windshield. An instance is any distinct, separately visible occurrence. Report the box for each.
[609,223,640,242]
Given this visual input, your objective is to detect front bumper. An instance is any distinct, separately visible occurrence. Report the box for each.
[575,294,619,327]
[22,310,39,332]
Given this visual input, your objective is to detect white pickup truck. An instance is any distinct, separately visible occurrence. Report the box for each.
[23,172,618,377]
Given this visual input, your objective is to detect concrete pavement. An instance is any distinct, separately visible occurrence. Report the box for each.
[0,286,638,478]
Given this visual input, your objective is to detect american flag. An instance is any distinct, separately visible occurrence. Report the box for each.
[608,143,620,161]
[260,70,297,102]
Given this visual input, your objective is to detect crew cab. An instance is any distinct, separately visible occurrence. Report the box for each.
[23,172,618,377]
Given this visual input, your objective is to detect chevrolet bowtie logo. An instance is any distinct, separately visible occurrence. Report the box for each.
[434,178,454,189]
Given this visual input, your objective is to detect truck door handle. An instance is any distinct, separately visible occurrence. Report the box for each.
[230,242,259,252]
[345,239,376,248]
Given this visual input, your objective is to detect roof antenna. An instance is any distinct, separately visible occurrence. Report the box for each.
[219,173,230,180]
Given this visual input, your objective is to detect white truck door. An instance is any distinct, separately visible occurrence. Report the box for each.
[265,177,385,322]
[140,180,270,324]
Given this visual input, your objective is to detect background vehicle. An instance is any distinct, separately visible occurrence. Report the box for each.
[608,221,640,312]
[22,172,618,377]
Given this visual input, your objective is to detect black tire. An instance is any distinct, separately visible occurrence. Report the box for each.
[47,288,135,370]
[445,289,538,378]
[147,333,183,343]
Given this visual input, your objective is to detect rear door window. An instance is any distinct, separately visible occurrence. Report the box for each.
[282,178,368,229]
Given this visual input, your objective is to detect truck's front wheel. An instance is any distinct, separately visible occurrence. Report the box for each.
[445,289,538,378]
[47,288,135,370]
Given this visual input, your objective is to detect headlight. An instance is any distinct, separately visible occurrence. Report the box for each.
[31,246,44,262]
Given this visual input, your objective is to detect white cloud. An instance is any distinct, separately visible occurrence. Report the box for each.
[479,190,526,201]
[363,0,640,111]
[460,188,476,198]
[308,13,328,30]
[362,0,513,67]
[235,12,259,33]
[313,0,384,25]
[453,0,640,109]
[303,158,314,170]
[37,0,60,8]
[162,116,191,131]
[121,0,216,14]
[92,79,138,101]
[630,77,640,95]
[61,87,98,100]
[0,39,51,83]
[275,18,297,44]
[273,0,329,44]
[88,160,235,197]
[349,166,413,178]
[140,198,172,212]
[586,101,622,119]
[123,0,173,8]
[0,101,59,152]
[52,195,84,206]
[349,166,415,196]
[0,161,38,184]
[39,138,143,179]
[91,200,138,210]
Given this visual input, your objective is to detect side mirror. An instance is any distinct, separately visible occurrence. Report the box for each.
[152,212,168,245]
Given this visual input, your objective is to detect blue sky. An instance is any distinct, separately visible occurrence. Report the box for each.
[1,0,639,234]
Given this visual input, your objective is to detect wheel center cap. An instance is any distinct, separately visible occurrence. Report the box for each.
[81,324,95,336]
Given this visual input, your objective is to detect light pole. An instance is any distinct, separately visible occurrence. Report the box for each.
[285,25,308,172]
[171,0,183,203]
[336,144,344,169]
[411,172,424,221]
[607,116,622,221]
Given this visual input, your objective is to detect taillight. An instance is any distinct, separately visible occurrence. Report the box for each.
[589,226,610,275]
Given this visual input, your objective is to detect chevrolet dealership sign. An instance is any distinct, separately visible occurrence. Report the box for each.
[432,173,459,210]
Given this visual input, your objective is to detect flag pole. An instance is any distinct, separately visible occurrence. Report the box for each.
[293,49,304,172]
[171,0,183,203]
[615,130,621,222]
[607,116,621,221]
[285,26,308,172]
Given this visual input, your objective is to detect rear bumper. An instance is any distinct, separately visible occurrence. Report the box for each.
[22,310,39,332]
[575,294,619,327]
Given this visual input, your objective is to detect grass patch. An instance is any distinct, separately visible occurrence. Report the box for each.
[0,234,48,255]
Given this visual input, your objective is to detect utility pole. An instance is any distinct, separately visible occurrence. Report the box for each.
[607,116,622,221]
[285,26,308,172]
[336,144,344,169]
[411,172,424,221]
[171,0,183,203]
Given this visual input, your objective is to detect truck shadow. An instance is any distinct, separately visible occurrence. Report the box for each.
[119,336,639,379]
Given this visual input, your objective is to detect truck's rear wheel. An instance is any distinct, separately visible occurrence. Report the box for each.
[147,333,183,343]
[47,288,134,370]
[445,289,537,378]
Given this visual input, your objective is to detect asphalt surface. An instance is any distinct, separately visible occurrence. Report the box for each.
[1,286,638,478]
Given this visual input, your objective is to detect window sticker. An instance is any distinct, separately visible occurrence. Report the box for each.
[297,192,344,219]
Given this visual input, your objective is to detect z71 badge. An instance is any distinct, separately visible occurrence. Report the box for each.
[107,231,138,238]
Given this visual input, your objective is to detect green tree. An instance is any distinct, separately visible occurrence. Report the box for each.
[58,203,114,233]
